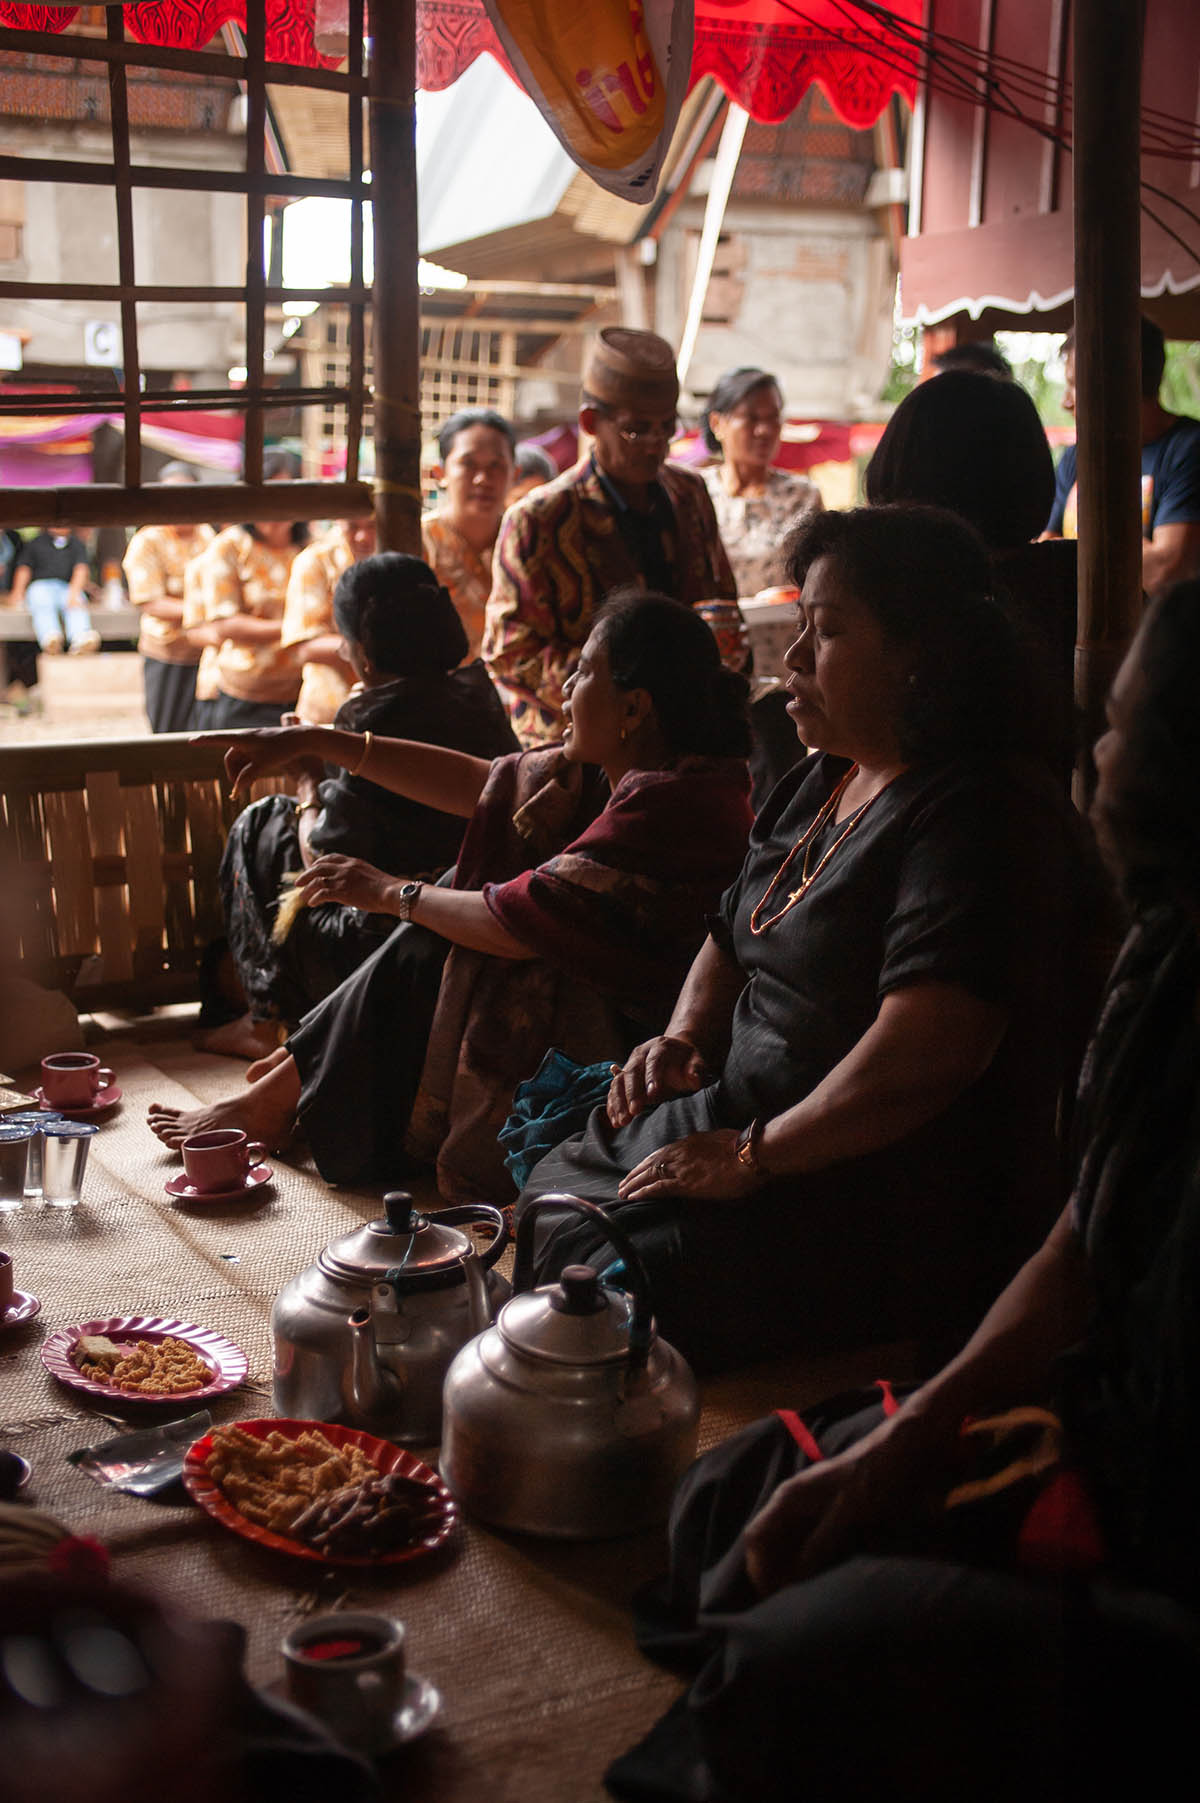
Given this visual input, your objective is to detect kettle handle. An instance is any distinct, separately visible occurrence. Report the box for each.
[512,1194,654,1376]
[428,1203,508,1269]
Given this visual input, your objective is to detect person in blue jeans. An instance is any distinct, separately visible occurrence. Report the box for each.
[8,528,99,655]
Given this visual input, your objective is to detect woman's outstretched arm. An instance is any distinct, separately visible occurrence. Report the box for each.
[202,723,493,820]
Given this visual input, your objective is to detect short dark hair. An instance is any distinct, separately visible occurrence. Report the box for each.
[703,367,783,455]
[865,370,1055,549]
[593,589,751,760]
[332,552,468,676]
[931,340,1013,380]
[437,408,517,462]
[784,504,1028,761]
[1094,577,1200,906]
[1063,315,1166,400]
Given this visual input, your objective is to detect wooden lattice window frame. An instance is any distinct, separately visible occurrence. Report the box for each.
[0,0,403,536]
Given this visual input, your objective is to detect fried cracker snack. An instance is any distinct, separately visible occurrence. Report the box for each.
[204,1425,441,1552]
[72,1334,212,1393]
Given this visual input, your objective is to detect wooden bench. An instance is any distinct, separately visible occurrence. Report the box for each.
[0,603,141,687]
[0,733,283,1012]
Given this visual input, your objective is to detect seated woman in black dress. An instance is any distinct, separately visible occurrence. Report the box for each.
[605,580,1200,1803]
[148,595,754,1198]
[199,552,516,1063]
[519,504,1103,1371]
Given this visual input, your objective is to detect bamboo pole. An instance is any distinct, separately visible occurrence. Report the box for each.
[240,4,269,486]
[106,6,142,490]
[368,0,422,554]
[1072,0,1145,802]
[0,483,373,533]
[345,0,366,485]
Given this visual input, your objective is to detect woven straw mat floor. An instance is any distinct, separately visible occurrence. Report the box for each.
[0,1029,914,1801]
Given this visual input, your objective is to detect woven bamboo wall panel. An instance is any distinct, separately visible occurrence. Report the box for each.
[0,738,286,1008]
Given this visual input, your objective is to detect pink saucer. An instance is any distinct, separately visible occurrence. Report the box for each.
[164,1162,274,1204]
[0,1291,41,1330]
[35,1084,123,1118]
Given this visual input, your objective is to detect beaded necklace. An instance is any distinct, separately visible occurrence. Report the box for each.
[748,764,897,934]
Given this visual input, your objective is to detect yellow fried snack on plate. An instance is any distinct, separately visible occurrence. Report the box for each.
[72,1334,213,1392]
[205,1425,378,1533]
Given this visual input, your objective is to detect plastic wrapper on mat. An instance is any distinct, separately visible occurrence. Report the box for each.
[67,1410,213,1496]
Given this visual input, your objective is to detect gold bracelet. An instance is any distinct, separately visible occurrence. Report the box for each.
[348,730,373,777]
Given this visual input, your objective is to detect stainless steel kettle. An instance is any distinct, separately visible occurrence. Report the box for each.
[440,1194,699,1538]
[271,1191,509,1443]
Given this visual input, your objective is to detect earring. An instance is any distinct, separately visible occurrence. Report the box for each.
[619,726,628,743]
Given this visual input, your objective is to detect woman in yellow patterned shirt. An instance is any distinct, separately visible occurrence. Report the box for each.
[193,450,309,729]
[122,463,213,734]
[421,408,516,661]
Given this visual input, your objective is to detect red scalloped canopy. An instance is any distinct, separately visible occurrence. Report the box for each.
[0,1,919,126]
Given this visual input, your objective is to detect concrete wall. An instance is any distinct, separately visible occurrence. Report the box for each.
[659,201,897,421]
[0,124,245,381]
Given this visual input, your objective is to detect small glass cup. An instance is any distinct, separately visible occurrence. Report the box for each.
[2,1111,65,1201]
[0,1124,35,1212]
[41,1120,98,1207]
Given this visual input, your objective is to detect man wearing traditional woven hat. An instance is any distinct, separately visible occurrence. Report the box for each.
[483,326,735,746]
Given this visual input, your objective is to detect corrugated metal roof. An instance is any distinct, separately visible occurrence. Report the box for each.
[417,58,574,256]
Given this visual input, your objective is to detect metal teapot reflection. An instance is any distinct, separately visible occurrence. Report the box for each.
[270,1191,509,1443]
[440,1195,699,1538]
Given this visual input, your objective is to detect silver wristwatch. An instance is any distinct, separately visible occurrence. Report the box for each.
[394,880,423,922]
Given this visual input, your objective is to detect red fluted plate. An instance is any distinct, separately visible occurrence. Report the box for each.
[182,1417,457,1566]
[41,1315,248,1402]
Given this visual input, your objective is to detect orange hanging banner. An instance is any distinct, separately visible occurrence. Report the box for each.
[483,0,692,201]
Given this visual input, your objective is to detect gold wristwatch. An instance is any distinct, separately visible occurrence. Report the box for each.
[734,1117,766,1175]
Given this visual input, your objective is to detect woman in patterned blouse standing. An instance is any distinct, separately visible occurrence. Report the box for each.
[701,368,823,599]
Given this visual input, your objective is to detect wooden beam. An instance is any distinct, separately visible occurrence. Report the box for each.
[0,28,364,90]
[1072,0,1145,801]
[242,1,268,485]
[0,156,363,202]
[0,283,372,303]
[345,0,366,485]
[106,6,141,489]
[0,387,353,416]
[368,0,421,554]
[0,482,373,531]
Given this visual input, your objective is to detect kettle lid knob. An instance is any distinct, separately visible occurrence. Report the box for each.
[550,1265,607,1316]
[381,1191,419,1234]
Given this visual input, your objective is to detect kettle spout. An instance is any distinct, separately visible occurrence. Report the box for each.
[348,1305,405,1423]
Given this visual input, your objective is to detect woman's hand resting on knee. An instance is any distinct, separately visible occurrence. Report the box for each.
[607,1036,714,1128]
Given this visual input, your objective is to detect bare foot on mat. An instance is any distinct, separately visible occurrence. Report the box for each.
[148,1054,301,1152]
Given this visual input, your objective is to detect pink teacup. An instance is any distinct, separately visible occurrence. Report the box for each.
[40,1053,115,1110]
[0,1250,13,1314]
[181,1127,266,1194]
